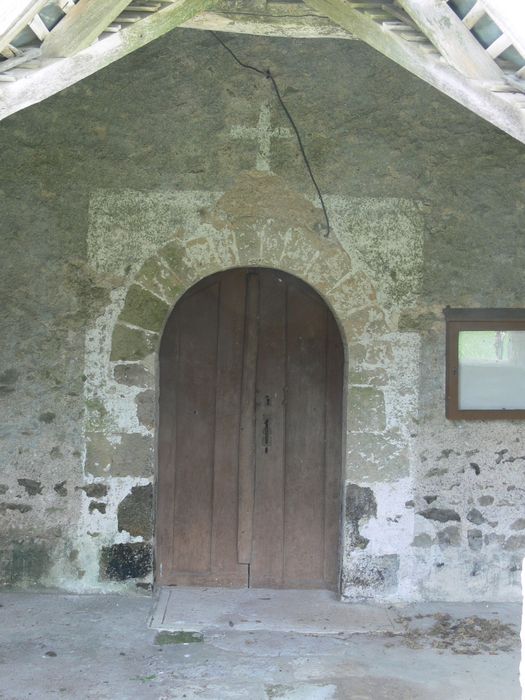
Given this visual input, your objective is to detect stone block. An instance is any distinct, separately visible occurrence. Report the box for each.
[136,390,156,430]
[277,229,324,279]
[0,503,32,514]
[234,227,265,266]
[113,363,153,388]
[182,235,236,279]
[347,368,388,386]
[412,533,433,548]
[85,433,153,477]
[346,484,377,550]
[437,526,460,548]
[417,508,460,523]
[504,535,525,551]
[398,309,441,332]
[159,239,193,282]
[110,324,157,361]
[0,540,51,586]
[468,529,483,552]
[347,387,386,433]
[306,245,352,296]
[100,543,152,580]
[478,495,494,506]
[466,508,486,525]
[17,479,43,496]
[365,340,395,366]
[77,483,108,498]
[347,431,408,482]
[134,256,185,305]
[118,285,169,333]
[117,484,153,538]
[330,272,376,322]
[342,554,399,598]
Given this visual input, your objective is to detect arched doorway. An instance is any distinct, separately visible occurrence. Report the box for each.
[156,267,344,590]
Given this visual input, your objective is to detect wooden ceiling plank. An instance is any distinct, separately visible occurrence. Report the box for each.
[1,44,22,59]
[486,33,513,60]
[28,13,50,41]
[302,0,525,144]
[396,0,502,80]
[481,0,525,63]
[0,47,41,73]
[0,1,48,54]
[461,1,485,30]
[41,0,133,57]
[0,0,217,121]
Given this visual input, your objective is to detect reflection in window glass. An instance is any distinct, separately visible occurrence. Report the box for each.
[458,331,525,410]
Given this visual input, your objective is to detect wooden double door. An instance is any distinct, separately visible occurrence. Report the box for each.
[157,268,343,590]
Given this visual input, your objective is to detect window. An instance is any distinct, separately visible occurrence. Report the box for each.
[444,308,525,419]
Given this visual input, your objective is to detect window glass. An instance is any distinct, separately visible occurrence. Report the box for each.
[458,330,525,410]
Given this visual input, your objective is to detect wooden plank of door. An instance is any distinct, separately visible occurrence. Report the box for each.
[323,312,344,589]
[283,281,328,587]
[170,281,219,577]
[157,317,178,584]
[210,270,249,585]
[250,269,286,588]
[237,271,259,565]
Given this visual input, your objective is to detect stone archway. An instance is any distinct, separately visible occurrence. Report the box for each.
[110,171,376,364]
[86,171,387,594]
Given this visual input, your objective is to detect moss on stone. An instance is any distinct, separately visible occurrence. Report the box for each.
[134,256,185,304]
[100,542,152,581]
[110,324,157,361]
[1,540,52,586]
[117,484,153,538]
[119,284,169,333]
[154,631,203,645]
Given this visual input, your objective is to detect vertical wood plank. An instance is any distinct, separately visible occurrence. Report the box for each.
[323,312,344,588]
[171,281,219,574]
[157,268,344,590]
[283,282,327,586]
[210,270,249,584]
[250,269,287,587]
[237,271,259,564]
[157,317,178,583]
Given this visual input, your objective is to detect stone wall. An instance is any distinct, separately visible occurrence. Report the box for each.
[0,29,524,599]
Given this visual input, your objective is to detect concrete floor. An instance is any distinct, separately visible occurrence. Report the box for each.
[0,591,521,699]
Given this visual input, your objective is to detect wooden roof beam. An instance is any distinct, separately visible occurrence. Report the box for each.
[396,0,502,80]
[183,1,353,39]
[42,0,134,57]
[0,0,216,122]
[302,0,525,144]
[0,1,48,54]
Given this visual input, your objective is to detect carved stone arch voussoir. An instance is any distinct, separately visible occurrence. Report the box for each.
[109,172,378,367]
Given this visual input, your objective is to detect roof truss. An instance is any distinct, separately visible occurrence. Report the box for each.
[301,0,525,144]
[0,0,524,146]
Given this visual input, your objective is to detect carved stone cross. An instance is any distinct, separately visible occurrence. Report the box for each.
[230,102,293,172]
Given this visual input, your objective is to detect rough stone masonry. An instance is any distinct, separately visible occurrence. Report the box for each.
[0,29,524,601]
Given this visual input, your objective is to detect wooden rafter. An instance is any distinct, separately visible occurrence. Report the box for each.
[396,0,501,80]
[0,1,49,54]
[302,0,525,144]
[42,0,133,57]
[0,0,216,122]
[0,0,524,146]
